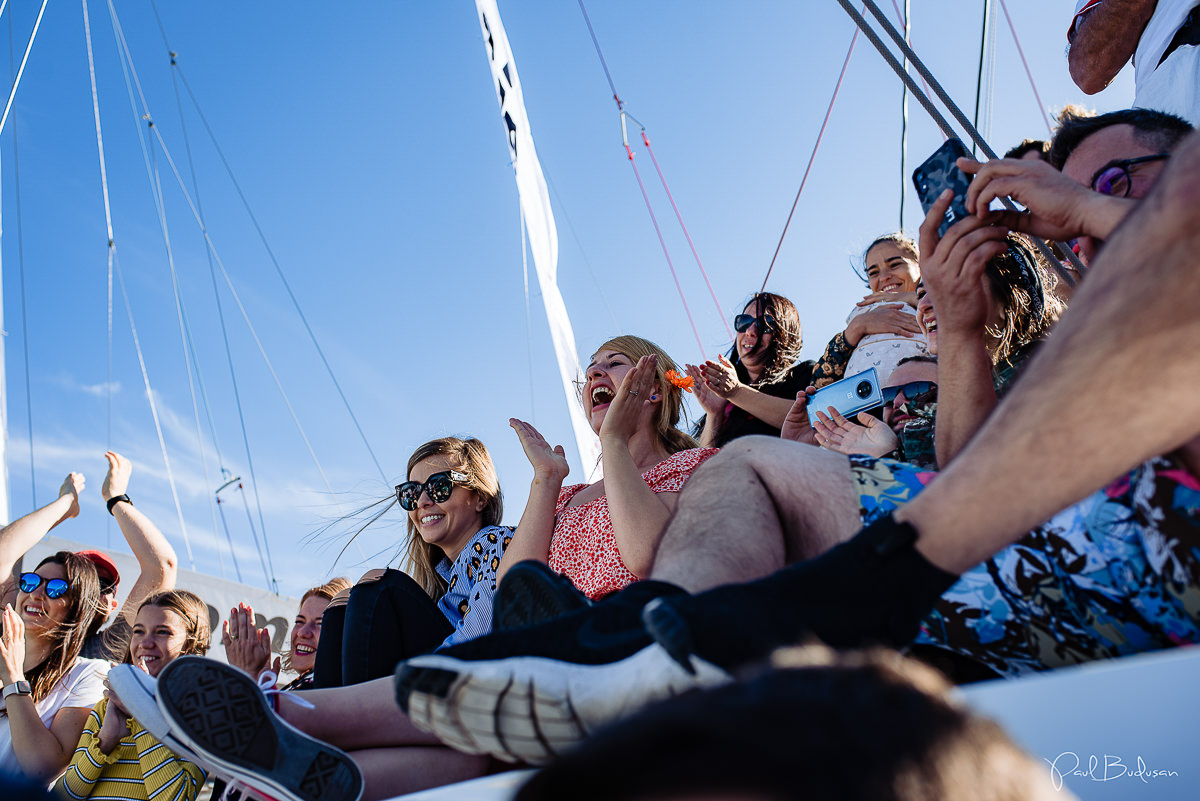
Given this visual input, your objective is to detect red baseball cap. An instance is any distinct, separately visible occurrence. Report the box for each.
[76,550,120,593]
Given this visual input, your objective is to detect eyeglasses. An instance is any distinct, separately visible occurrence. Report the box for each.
[395,470,469,511]
[881,381,937,406]
[1090,153,1169,197]
[733,313,776,333]
[19,572,70,600]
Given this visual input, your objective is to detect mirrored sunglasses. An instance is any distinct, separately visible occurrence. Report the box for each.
[881,381,937,406]
[19,572,70,600]
[395,470,469,511]
[733,313,776,333]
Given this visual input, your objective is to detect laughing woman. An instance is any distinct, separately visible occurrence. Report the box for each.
[499,335,718,602]
[0,550,106,783]
[60,590,212,801]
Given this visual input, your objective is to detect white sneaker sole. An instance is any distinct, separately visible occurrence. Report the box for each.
[106,665,202,760]
[399,644,731,764]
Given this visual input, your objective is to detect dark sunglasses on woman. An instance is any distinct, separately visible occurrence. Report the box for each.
[396,470,470,511]
[19,572,70,599]
[881,381,937,406]
[733,313,776,333]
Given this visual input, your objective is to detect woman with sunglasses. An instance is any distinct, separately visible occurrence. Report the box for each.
[687,293,814,448]
[301,436,512,689]
[812,233,930,389]
[0,550,106,783]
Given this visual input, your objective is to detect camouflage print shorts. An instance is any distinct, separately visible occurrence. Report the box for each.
[849,454,1200,677]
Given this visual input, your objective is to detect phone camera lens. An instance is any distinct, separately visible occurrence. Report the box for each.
[856,381,872,399]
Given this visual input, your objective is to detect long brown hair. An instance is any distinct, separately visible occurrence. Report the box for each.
[16,552,103,705]
[281,577,351,672]
[727,293,803,386]
[984,234,1064,365]
[405,438,504,599]
[130,590,213,662]
[592,335,699,455]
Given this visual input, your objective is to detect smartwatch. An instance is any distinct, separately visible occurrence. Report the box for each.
[2,681,31,700]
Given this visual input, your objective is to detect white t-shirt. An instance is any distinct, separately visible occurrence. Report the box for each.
[844,300,930,385]
[0,657,108,776]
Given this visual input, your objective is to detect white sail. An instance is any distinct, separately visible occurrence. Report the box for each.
[473,0,602,481]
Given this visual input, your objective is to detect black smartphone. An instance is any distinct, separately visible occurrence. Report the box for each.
[912,138,973,237]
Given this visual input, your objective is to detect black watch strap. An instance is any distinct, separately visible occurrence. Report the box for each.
[107,494,132,515]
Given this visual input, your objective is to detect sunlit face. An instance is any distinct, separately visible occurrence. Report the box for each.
[736,302,774,370]
[17,562,71,636]
[916,283,937,355]
[1062,123,1168,262]
[407,455,485,563]
[290,594,330,675]
[864,243,920,295]
[882,360,938,434]
[583,349,637,432]
[131,605,190,677]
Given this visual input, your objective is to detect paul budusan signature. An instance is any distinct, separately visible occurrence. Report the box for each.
[1046,752,1179,790]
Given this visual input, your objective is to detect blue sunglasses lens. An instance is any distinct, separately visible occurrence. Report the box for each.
[19,572,70,599]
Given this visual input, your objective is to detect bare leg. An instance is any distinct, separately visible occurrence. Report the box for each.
[651,437,861,591]
[285,677,440,749]
[901,129,1200,572]
[351,747,489,801]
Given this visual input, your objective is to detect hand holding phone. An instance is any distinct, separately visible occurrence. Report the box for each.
[806,368,884,428]
[912,138,973,237]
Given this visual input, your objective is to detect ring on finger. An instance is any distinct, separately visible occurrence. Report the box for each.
[629,390,639,396]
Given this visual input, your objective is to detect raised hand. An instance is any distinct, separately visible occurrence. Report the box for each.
[101,451,131,502]
[510,419,570,482]
[685,363,726,416]
[221,603,271,678]
[780,388,818,445]
[813,408,899,457]
[0,604,26,686]
[599,354,659,445]
[918,190,1009,341]
[700,354,741,400]
[58,473,85,520]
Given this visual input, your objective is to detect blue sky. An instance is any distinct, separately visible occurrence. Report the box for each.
[0,1,1134,597]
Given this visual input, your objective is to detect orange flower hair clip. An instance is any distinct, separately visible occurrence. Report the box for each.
[664,369,694,393]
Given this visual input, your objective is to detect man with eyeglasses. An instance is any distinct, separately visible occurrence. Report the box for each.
[1068,0,1200,126]
[0,452,178,662]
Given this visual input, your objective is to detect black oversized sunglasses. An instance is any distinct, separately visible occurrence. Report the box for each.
[733,313,776,333]
[881,381,937,406]
[395,470,469,511]
[1090,153,1169,197]
[19,572,70,600]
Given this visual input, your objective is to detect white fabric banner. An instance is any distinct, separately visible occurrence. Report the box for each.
[474,0,602,481]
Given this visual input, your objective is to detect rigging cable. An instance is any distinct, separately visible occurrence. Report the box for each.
[897,0,910,231]
[973,0,994,157]
[998,0,1053,134]
[759,24,859,292]
[0,0,46,140]
[98,0,198,569]
[7,8,34,510]
[834,0,1082,286]
[578,0,730,347]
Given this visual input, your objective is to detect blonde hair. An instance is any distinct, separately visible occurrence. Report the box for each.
[281,577,352,672]
[134,590,213,660]
[404,437,504,598]
[591,335,699,455]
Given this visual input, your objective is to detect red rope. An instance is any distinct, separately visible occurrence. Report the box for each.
[998,0,1053,134]
[640,131,734,341]
[625,144,706,356]
[760,26,858,293]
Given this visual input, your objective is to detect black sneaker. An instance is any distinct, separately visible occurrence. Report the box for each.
[395,579,728,764]
[155,657,363,801]
[492,560,592,632]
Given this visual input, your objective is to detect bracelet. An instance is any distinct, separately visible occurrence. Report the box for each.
[106,494,132,516]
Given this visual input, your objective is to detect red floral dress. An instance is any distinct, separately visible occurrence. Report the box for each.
[547,447,718,599]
